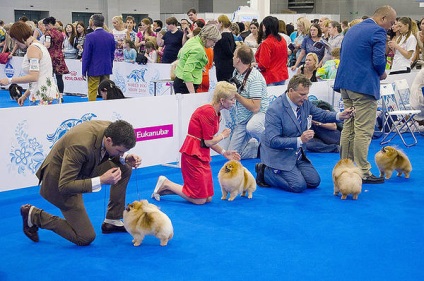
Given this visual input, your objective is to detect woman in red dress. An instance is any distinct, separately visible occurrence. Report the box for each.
[43,17,69,100]
[152,81,241,204]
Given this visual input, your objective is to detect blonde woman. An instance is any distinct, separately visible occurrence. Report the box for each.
[152,81,240,205]
[111,15,127,61]
[214,14,236,81]
[297,52,319,82]
[290,17,311,66]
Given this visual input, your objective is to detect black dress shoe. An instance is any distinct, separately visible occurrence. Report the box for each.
[101,222,127,234]
[20,204,39,242]
[362,174,385,184]
[255,163,270,187]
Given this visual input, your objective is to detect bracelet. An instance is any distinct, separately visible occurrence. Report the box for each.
[8,77,12,84]
[220,134,225,141]
[221,149,226,155]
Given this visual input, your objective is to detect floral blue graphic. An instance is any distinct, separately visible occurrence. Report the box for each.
[10,121,45,175]
[115,73,127,93]
[47,113,97,148]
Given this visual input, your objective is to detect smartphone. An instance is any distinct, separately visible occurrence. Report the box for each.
[45,36,51,43]
[288,43,295,52]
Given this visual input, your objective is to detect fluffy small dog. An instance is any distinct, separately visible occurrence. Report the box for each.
[123,200,173,247]
[218,160,256,201]
[375,146,412,179]
[332,159,362,200]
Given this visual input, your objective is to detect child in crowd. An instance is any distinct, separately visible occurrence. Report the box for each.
[123,39,137,63]
[317,47,340,80]
[144,41,158,63]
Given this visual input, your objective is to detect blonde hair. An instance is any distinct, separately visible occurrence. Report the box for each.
[199,24,222,44]
[296,17,311,35]
[212,81,237,104]
[217,15,231,29]
[349,18,363,27]
[306,52,319,68]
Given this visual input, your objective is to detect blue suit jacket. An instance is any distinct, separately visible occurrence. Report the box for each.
[260,93,338,171]
[333,18,387,99]
[82,28,115,77]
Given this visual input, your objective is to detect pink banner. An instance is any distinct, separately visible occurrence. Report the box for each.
[134,124,173,141]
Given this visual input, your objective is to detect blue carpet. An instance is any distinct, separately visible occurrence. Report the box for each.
[1,88,423,280]
[0,89,92,107]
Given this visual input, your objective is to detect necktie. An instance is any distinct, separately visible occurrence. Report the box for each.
[296,106,303,160]
[296,106,302,126]
[100,147,109,164]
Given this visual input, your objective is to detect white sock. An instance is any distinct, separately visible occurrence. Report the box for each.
[28,206,34,227]
[104,219,124,227]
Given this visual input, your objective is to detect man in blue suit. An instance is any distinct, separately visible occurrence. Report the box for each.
[334,6,397,184]
[255,74,354,193]
[82,14,115,101]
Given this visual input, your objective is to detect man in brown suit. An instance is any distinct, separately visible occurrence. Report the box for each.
[20,120,141,246]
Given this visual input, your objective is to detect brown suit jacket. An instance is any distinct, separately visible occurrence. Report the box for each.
[36,120,112,208]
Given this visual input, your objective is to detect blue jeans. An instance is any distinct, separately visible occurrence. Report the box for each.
[227,112,265,159]
[263,158,320,193]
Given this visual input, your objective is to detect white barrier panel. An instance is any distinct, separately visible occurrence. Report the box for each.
[0,96,180,191]
[1,57,221,98]
[0,92,233,192]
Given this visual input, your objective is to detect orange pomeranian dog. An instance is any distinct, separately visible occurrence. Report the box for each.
[218,160,256,201]
[123,200,173,247]
[375,146,412,179]
[332,158,363,200]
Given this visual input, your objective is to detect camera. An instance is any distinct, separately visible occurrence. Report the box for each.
[228,76,241,92]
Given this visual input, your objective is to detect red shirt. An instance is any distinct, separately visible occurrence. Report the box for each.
[255,35,288,84]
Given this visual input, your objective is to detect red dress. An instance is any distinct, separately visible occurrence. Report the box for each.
[45,28,69,75]
[179,104,220,198]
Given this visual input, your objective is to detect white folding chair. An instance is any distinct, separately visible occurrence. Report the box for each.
[392,79,412,109]
[380,83,421,147]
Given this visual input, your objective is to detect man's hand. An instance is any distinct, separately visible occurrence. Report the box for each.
[300,130,315,143]
[100,167,122,185]
[125,154,142,168]
[339,107,356,120]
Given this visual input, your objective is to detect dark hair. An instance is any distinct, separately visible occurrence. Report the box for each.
[104,120,136,149]
[287,74,312,92]
[195,20,205,28]
[9,21,32,44]
[286,23,294,36]
[98,79,126,100]
[330,21,342,33]
[76,21,86,37]
[309,23,322,37]
[19,16,29,22]
[91,14,104,28]
[258,16,281,44]
[154,20,163,29]
[187,8,197,15]
[237,22,245,33]
[43,17,56,25]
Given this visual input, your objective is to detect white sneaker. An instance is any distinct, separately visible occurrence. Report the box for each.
[151,176,167,201]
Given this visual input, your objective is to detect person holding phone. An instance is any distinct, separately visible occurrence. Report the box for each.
[291,23,326,71]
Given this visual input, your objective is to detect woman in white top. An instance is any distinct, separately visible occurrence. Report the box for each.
[0,22,59,105]
[389,17,417,74]
[244,21,259,53]
[111,16,127,62]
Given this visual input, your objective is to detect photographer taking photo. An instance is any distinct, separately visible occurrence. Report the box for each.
[226,45,269,159]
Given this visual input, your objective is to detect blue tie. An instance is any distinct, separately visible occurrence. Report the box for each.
[296,106,302,126]
[296,106,303,160]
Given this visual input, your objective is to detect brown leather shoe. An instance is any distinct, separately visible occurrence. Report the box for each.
[20,204,39,242]
[101,222,127,234]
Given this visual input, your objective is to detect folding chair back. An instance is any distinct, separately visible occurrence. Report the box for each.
[392,79,411,110]
[380,83,421,147]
